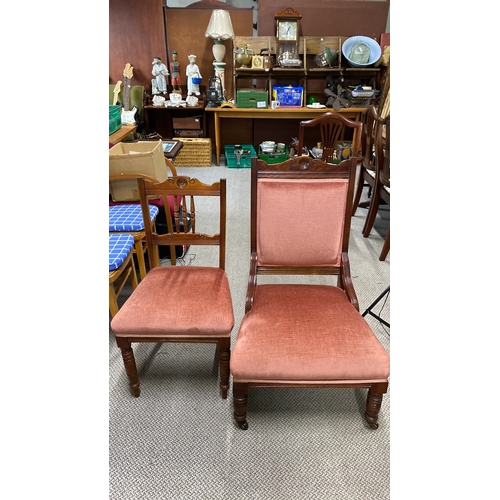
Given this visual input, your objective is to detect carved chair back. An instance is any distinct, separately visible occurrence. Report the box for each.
[297,112,362,164]
[137,175,227,269]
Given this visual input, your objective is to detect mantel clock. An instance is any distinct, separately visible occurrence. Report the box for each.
[275,7,302,68]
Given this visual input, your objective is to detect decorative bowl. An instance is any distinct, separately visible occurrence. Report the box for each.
[341,36,382,67]
[235,44,253,68]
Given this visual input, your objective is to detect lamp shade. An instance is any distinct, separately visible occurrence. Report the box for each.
[205,9,235,40]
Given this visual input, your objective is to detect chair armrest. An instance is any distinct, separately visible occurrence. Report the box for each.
[340,252,359,311]
[245,253,258,313]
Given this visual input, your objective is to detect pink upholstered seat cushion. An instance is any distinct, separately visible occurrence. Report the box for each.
[230,284,390,383]
[257,179,348,267]
[111,266,234,338]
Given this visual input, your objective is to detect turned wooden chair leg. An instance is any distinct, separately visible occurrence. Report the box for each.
[364,382,388,429]
[218,338,231,399]
[116,338,141,397]
[379,226,390,261]
[233,382,249,430]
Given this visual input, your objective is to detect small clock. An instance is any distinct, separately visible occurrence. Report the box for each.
[278,21,298,41]
[275,8,302,68]
[251,55,263,69]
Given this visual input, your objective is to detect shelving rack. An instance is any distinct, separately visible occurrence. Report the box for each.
[233,36,380,106]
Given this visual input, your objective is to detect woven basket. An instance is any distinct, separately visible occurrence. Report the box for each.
[173,138,212,167]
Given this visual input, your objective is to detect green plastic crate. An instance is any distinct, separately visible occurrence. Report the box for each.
[109,105,122,135]
[236,90,268,109]
[225,144,257,168]
[258,145,289,164]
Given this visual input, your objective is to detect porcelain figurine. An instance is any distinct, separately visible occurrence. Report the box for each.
[152,57,169,94]
[186,54,201,96]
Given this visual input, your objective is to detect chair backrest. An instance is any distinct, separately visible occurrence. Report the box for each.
[250,155,357,275]
[137,175,227,269]
[375,114,390,188]
[360,105,381,172]
[297,112,362,164]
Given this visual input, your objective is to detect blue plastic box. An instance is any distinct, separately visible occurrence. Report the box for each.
[272,86,303,107]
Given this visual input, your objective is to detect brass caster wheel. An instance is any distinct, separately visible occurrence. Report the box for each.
[369,422,379,430]
[238,421,248,430]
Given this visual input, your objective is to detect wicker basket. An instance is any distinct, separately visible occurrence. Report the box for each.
[173,138,212,167]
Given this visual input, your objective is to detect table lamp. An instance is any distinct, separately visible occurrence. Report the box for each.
[205,9,234,99]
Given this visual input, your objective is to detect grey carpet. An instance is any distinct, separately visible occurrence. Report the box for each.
[109,163,390,500]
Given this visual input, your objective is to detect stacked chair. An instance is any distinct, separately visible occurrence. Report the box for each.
[362,114,390,260]
[108,202,159,281]
[109,233,137,318]
[351,105,381,216]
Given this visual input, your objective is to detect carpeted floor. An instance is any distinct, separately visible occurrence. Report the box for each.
[109,163,390,500]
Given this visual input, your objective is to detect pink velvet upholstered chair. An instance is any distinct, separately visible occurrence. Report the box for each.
[110,175,234,398]
[230,155,390,430]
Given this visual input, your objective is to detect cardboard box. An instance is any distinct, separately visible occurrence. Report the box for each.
[109,140,167,201]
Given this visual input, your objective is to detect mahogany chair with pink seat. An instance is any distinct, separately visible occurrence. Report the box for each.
[230,155,390,430]
[110,174,234,398]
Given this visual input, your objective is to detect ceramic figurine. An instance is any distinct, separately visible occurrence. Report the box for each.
[152,57,169,94]
[186,54,201,96]
[151,79,159,95]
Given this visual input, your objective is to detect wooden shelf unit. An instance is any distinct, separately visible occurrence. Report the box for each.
[233,36,380,106]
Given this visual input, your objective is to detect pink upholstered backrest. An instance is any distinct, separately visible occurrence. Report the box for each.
[256,178,348,267]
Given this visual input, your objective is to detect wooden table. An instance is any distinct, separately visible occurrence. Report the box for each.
[205,107,365,165]
[109,125,137,144]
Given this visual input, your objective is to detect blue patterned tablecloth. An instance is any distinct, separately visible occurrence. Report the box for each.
[109,233,135,271]
[109,204,159,232]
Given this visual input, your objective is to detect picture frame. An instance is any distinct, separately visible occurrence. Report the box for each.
[161,140,183,159]
[162,141,176,153]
